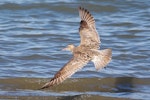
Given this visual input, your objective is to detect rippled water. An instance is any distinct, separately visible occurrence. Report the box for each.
[0,0,150,100]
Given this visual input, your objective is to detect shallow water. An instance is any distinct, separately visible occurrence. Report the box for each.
[0,0,150,100]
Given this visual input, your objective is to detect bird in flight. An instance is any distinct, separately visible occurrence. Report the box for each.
[40,7,112,89]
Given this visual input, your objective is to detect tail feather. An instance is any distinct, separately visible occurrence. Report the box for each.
[91,49,112,71]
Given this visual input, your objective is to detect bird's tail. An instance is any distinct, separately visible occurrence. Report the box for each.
[91,49,112,71]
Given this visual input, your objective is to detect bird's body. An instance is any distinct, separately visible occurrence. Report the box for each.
[40,7,112,89]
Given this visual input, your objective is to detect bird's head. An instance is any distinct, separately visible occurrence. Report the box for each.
[62,44,75,52]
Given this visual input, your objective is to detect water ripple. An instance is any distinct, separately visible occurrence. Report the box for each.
[0,0,149,99]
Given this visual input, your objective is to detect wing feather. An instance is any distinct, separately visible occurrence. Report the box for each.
[79,7,100,49]
[40,57,89,89]
[79,7,95,28]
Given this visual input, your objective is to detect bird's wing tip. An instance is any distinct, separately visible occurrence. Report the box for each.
[78,6,83,10]
[78,6,81,9]
[39,82,51,90]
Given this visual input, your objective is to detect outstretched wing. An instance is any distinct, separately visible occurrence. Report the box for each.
[40,56,89,89]
[79,7,100,49]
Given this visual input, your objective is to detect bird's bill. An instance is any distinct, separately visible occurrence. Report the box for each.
[62,47,69,51]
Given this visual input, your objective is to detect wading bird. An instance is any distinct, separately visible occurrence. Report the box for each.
[40,7,112,89]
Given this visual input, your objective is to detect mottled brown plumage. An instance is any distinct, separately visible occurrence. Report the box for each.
[40,7,112,89]
[79,7,100,49]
